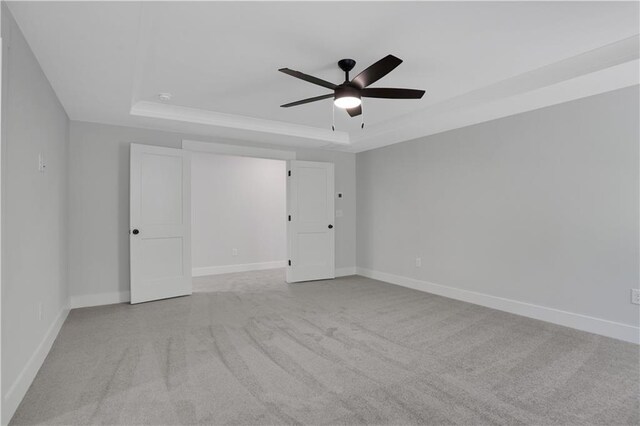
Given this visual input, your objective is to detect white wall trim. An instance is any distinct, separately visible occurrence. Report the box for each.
[182,139,296,161]
[2,307,69,425]
[70,265,351,307]
[335,266,357,277]
[193,260,287,277]
[356,267,639,344]
[70,291,130,309]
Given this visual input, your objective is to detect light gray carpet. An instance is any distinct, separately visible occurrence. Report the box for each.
[11,269,639,425]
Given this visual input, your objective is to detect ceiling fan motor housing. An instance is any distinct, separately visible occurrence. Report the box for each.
[334,84,360,101]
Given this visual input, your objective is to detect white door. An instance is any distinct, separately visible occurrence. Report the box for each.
[287,160,335,282]
[130,144,192,304]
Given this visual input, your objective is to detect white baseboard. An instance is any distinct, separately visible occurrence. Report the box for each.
[192,260,287,277]
[70,290,130,309]
[335,266,357,277]
[356,267,639,344]
[2,307,69,425]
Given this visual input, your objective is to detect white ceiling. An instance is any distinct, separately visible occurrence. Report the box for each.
[7,1,640,152]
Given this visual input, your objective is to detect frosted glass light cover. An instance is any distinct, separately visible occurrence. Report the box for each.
[334,96,361,109]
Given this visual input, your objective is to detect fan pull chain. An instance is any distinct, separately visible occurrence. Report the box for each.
[332,103,336,131]
[361,100,365,129]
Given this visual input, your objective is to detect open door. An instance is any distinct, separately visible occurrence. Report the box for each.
[287,160,335,282]
[130,144,191,304]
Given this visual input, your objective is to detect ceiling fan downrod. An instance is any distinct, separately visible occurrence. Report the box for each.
[338,58,357,82]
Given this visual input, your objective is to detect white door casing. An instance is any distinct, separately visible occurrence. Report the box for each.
[287,160,335,282]
[130,144,192,304]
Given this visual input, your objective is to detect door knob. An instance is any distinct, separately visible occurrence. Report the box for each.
[328,224,333,229]
[132,229,139,235]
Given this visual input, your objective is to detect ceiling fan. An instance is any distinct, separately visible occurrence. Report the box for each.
[279,55,425,119]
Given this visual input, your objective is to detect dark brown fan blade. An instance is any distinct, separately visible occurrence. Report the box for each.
[346,105,362,117]
[280,93,334,108]
[279,68,337,90]
[361,88,425,99]
[351,55,403,88]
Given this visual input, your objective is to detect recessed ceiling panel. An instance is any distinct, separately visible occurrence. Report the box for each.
[7,1,639,148]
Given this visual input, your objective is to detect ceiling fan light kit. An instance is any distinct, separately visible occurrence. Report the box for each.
[334,86,361,109]
[279,54,425,129]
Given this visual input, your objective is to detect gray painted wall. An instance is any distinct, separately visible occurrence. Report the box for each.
[68,121,356,301]
[191,153,286,271]
[357,86,639,327]
[1,4,69,420]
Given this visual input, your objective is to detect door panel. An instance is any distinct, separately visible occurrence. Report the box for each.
[298,167,328,222]
[138,237,184,280]
[287,160,335,282]
[130,144,192,304]
[140,153,183,224]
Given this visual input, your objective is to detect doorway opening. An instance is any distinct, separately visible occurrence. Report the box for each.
[190,151,287,288]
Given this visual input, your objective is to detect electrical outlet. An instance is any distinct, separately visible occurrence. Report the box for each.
[232,248,238,256]
[631,289,640,305]
[415,257,422,268]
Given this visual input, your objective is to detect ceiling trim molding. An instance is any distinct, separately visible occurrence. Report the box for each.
[182,140,296,160]
[130,101,351,145]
